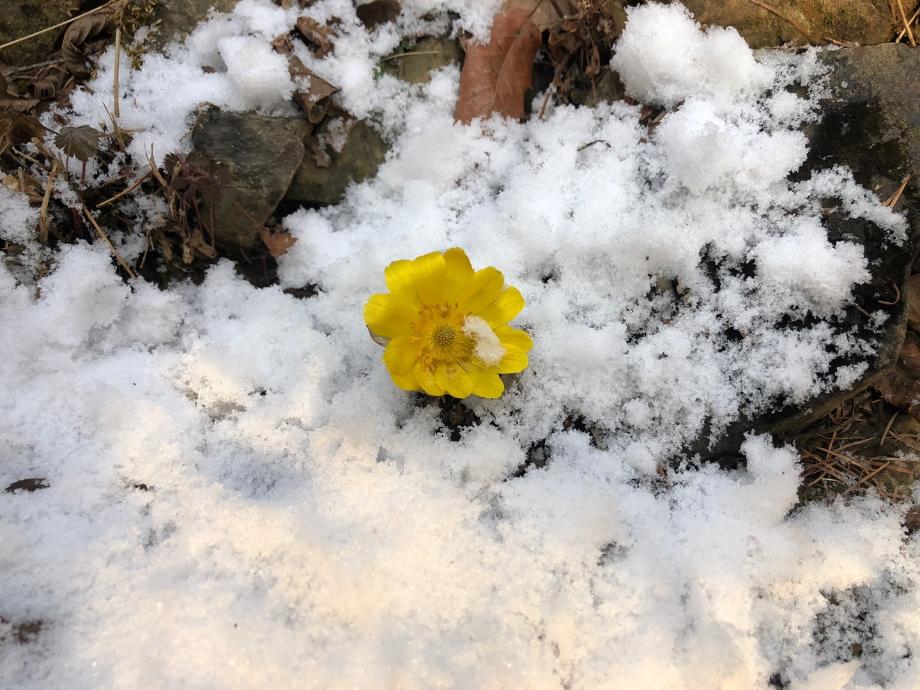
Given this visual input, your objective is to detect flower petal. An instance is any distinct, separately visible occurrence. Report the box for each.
[414,363,444,396]
[494,347,529,374]
[384,259,418,302]
[411,251,447,304]
[469,365,504,398]
[494,325,533,352]
[443,247,473,301]
[436,364,474,399]
[389,367,418,391]
[383,336,417,374]
[459,267,504,313]
[364,294,416,338]
[477,286,525,327]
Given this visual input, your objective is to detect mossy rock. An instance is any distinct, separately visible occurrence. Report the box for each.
[150,0,239,48]
[0,0,79,67]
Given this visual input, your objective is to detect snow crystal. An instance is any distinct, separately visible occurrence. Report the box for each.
[2,2,918,690]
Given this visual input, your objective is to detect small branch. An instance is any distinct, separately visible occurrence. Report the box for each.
[884,174,911,208]
[895,0,917,45]
[82,204,137,279]
[745,0,819,44]
[113,27,122,119]
[96,171,151,208]
[0,0,117,52]
[896,4,920,42]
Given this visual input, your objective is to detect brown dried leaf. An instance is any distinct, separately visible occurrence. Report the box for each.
[901,335,920,380]
[0,111,46,154]
[454,8,542,124]
[55,125,102,162]
[296,16,334,58]
[0,98,40,113]
[907,274,920,332]
[62,10,114,78]
[259,227,297,257]
[503,0,569,31]
[356,0,401,30]
[289,57,340,123]
[874,368,920,418]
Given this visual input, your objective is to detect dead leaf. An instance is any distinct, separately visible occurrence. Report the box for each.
[454,8,542,124]
[907,274,920,332]
[356,0,401,30]
[874,367,920,418]
[259,227,297,257]
[901,334,920,379]
[272,33,295,55]
[54,125,102,162]
[296,16,334,58]
[32,65,70,100]
[289,57,340,123]
[503,0,570,31]
[0,111,46,155]
[0,98,40,113]
[62,9,114,78]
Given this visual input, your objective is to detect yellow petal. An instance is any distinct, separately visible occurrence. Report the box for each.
[477,286,525,327]
[436,364,474,399]
[495,325,533,352]
[411,251,447,304]
[469,365,504,398]
[364,294,416,338]
[389,368,418,391]
[494,347,529,374]
[383,336,417,374]
[443,247,473,301]
[459,267,504,313]
[414,363,444,396]
[384,260,418,302]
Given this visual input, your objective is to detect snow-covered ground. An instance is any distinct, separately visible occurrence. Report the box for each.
[1,2,918,688]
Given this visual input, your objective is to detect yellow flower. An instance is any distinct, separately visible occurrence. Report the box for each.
[364,248,533,399]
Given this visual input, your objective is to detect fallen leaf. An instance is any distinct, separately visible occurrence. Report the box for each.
[874,367,920,418]
[259,227,297,257]
[289,57,340,123]
[54,124,102,162]
[62,9,114,78]
[356,0,401,30]
[907,274,920,332]
[454,8,542,124]
[901,335,920,379]
[0,111,46,155]
[296,16,334,58]
[503,0,569,31]
[0,98,40,113]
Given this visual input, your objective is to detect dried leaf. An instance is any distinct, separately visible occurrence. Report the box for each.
[188,229,217,259]
[54,125,102,162]
[907,274,920,332]
[258,227,297,257]
[0,98,40,113]
[296,16,334,58]
[62,10,114,78]
[272,33,295,55]
[874,368,920,418]
[503,0,568,31]
[356,0,401,30]
[32,65,70,100]
[454,8,542,124]
[0,111,46,155]
[901,335,920,379]
[289,57,340,123]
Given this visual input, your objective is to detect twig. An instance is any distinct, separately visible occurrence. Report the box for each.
[113,27,122,120]
[880,410,899,447]
[38,161,61,244]
[82,204,137,278]
[878,281,901,306]
[895,0,917,45]
[96,171,152,208]
[884,174,912,208]
[896,5,920,42]
[0,1,117,52]
[745,0,819,44]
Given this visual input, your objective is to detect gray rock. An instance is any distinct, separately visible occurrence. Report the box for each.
[696,44,920,466]
[150,0,239,49]
[380,37,461,84]
[284,120,388,207]
[187,108,308,249]
[680,0,898,48]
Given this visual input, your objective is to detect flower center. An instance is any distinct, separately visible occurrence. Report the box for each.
[433,325,455,347]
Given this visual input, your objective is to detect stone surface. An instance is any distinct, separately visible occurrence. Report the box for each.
[284,120,388,207]
[380,37,461,84]
[187,108,308,249]
[696,43,920,466]
[681,0,901,48]
[0,1,79,67]
[150,0,239,49]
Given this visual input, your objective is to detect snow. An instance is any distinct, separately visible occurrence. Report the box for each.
[463,314,506,365]
[1,2,918,689]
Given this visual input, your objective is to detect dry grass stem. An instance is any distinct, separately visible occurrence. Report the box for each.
[745,0,819,44]
[113,28,122,120]
[884,175,912,208]
[895,0,917,45]
[0,0,118,52]
[82,204,137,278]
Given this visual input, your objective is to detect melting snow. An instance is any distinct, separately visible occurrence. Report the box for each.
[1,2,917,689]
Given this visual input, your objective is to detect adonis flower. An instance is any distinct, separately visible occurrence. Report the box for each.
[364,248,533,399]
